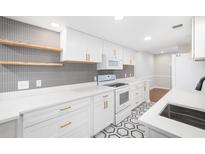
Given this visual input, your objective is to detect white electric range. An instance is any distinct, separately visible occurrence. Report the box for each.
[97,74,131,124]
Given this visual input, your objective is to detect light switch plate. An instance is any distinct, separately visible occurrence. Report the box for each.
[18,81,29,90]
[36,80,42,87]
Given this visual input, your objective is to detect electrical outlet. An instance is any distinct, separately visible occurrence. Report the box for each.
[18,81,29,90]
[94,76,97,81]
[36,80,42,87]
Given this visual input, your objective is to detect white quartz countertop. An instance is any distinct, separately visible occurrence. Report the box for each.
[139,88,205,138]
[0,82,114,124]
[0,77,146,124]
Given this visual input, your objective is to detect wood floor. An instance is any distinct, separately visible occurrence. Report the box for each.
[150,88,169,103]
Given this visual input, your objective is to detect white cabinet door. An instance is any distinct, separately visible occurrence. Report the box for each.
[87,35,103,63]
[0,120,17,138]
[103,41,123,60]
[123,48,136,65]
[60,28,103,63]
[192,17,205,60]
[60,28,87,62]
[93,92,114,134]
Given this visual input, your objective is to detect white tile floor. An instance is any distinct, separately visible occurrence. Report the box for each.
[94,102,153,138]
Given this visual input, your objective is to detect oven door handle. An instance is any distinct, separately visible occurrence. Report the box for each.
[115,87,130,93]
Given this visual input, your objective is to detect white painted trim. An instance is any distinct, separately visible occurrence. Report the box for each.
[152,75,171,78]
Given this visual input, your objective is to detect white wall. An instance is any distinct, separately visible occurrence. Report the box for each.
[134,52,172,90]
[134,52,155,87]
[154,54,172,89]
[172,53,205,91]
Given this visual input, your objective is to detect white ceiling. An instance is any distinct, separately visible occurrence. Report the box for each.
[7,16,192,54]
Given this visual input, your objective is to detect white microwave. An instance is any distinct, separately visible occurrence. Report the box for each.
[97,54,123,70]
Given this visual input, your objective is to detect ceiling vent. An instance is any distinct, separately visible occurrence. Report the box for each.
[172,24,183,29]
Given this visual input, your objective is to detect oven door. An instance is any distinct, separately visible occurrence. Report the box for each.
[116,87,130,113]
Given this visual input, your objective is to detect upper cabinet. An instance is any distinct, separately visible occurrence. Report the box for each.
[192,17,205,61]
[123,48,136,65]
[60,28,103,63]
[60,28,136,66]
[103,41,123,60]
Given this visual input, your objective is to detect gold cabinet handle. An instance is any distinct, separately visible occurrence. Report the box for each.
[88,53,90,61]
[59,106,71,111]
[113,49,117,57]
[103,95,109,98]
[104,101,108,109]
[60,122,72,128]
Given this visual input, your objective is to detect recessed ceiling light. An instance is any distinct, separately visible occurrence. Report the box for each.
[114,16,124,20]
[51,22,60,28]
[160,51,164,54]
[144,36,152,41]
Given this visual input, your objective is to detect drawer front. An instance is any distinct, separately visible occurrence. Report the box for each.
[59,123,90,138]
[23,97,90,128]
[23,106,90,138]
[93,91,113,102]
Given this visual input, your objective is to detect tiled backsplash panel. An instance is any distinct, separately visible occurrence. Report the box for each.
[0,17,134,93]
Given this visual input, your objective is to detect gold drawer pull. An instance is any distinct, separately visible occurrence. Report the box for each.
[103,95,109,98]
[60,122,72,128]
[59,106,71,111]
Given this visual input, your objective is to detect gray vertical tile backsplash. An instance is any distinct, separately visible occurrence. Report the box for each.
[0,17,134,93]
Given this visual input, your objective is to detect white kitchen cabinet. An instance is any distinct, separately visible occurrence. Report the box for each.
[0,120,17,138]
[145,128,170,138]
[192,17,205,60]
[130,82,150,110]
[60,28,103,63]
[87,35,103,63]
[103,41,123,60]
[93,91,114,135]
[123,48,136,65]
[144,81,150,102]
[22,97,91,138]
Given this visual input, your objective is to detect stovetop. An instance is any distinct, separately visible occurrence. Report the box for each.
[105,82,128,88]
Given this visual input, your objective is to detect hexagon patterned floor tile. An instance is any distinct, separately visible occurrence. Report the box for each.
[94,102,154,138]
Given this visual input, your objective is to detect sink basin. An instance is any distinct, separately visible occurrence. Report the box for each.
[160,104,205,130]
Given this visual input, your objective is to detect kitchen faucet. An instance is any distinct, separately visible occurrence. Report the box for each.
[195,76,205,91]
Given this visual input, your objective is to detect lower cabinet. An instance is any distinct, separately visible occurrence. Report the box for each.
[22,98,91,138]
[0,120,18,138]
[93,91,114,135]
[130,82,150,110]
[20,91,115,138]
[144,127,177,138]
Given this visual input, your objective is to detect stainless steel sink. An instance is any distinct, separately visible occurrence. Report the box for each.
[160,104,205,130]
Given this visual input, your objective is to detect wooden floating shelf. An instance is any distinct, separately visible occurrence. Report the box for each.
[0,61,63,67]
[0,39,63,52]
[63,60,97,64]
